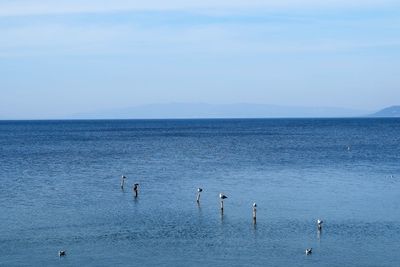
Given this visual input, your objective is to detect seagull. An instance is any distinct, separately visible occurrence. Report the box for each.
[305,248,312,255]
[120,175,127,189]
[252,202,257,222]
[219,193,228,211]
[317,219,323,230]
[59,250,66,257]
[196,188,203,203]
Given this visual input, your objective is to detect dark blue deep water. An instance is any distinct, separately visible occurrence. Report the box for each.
[1,119,400,266]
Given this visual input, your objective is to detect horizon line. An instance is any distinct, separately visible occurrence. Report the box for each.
[2,116,399,122]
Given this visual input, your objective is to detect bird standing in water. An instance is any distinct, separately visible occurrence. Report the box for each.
[317,219,323,231]
[252,202,257,223]
[120,175,127,189]
[133,183,139,197]
[197,188,203,203]
[59,250,66,257]
[219,193,227,212]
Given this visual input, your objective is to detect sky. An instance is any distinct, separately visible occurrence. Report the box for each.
[0,0,400,119]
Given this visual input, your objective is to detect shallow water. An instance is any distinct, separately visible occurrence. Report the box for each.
[1,118,400,266]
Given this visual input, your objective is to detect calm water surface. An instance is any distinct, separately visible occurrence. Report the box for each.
[0,119,399,266]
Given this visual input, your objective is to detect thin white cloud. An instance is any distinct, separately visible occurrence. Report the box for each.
[0,0,399,17]
[1,21,399,59]
[1,0,399,58]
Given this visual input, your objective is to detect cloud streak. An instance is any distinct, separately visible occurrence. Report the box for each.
[1,21,399,59]
[0,0,399,17]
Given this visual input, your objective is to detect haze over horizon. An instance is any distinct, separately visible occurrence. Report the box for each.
[1,1,400,119]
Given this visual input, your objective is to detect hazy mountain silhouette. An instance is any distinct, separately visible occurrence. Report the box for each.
[369,106,400,117]
[71,103,370,119]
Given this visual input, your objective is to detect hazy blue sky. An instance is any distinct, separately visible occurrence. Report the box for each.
[1,0,399,119]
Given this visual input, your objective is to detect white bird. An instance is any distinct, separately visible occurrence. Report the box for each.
[59,250,66,257]
[317,219,323,230]
[219,193,227,199]
[120,175,127,189]
[305,248,312,255]
[196,188,203,203]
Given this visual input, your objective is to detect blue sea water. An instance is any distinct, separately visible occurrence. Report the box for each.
[0,118,399,266]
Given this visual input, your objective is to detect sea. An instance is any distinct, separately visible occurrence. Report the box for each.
[0,118,399,266]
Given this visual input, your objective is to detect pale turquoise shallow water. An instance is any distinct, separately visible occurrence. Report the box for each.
[0,118,399,266]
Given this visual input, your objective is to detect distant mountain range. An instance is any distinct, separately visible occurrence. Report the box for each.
[369,106,400,117]
[72,103,371,119]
